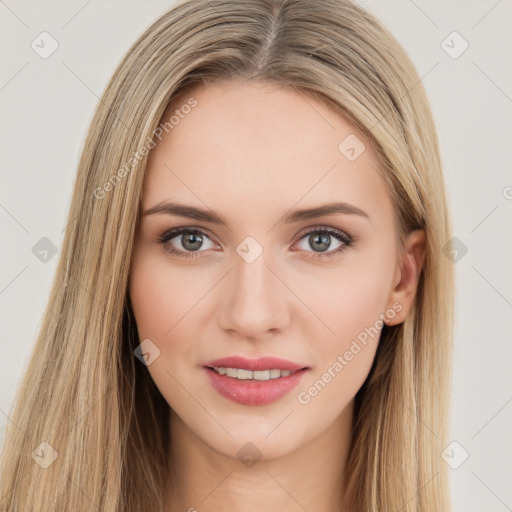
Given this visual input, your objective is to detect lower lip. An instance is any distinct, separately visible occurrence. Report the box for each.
[203,367,308,406]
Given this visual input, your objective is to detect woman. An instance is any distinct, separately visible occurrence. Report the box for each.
[0,0,454,510]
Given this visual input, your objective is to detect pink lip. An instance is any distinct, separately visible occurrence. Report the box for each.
[204,356,307,372]
[202,356,309,406]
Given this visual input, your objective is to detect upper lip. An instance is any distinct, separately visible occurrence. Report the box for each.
[203,356,308,372]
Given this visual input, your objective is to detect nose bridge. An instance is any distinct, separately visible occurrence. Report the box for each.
[218,238,289,337]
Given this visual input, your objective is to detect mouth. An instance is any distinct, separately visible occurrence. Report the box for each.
[206,366,304,381]
[202,356,310,406]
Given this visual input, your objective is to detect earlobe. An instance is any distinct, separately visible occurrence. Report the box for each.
[385,229,427,326]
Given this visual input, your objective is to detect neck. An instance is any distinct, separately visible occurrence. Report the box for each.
[164,400,354,512]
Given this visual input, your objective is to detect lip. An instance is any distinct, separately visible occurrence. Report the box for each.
[203,356,307,372]
[202,356,309,406]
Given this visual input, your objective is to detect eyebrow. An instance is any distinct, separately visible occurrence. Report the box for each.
[142,201,369,226]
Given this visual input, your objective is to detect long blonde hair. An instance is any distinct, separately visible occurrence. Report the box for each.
[0,0,454,510]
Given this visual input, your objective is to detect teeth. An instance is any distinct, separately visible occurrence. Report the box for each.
[237,369,253,380]
[226,368,237,378]
[212,367,298,381]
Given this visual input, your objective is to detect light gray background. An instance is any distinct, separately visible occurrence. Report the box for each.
[1,1,511,510]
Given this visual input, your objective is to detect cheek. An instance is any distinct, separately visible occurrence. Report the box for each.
[294,252,394,392]
[297,254,394,344]
[129,251,206,341]
[129,261,170,341]
[310,281,385,378]
[295,278,387,416]
[128,255,204,404]
[333,275,390,339]
[128,251,224,409]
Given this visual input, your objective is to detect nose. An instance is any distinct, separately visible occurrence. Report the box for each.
[217,247,290,341]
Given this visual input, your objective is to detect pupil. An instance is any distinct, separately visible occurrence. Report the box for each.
[183,233,203,251]
[310,233,330,252]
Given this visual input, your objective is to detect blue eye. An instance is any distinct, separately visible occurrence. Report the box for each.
[157,226,352,260]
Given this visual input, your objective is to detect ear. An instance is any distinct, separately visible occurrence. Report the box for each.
[384,229,427,326]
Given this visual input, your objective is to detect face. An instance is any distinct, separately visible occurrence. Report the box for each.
[129,80,422,461]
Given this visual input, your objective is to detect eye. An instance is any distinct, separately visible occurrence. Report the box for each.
[157,226,353,260]
[157,227,218,259]
[293,226,352,259]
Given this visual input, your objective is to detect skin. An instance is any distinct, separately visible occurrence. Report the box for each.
[129,80,426,512]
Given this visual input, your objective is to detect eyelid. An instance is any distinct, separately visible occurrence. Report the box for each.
[294,225,351,242]
[160,226,221,251]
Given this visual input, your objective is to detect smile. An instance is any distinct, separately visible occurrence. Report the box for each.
[202,366,309,406]
[209,367,299,380]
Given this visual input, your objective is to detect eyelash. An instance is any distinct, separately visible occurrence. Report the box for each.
[156,226,353,261]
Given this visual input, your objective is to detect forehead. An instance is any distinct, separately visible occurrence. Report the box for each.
[142,80,393,228]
